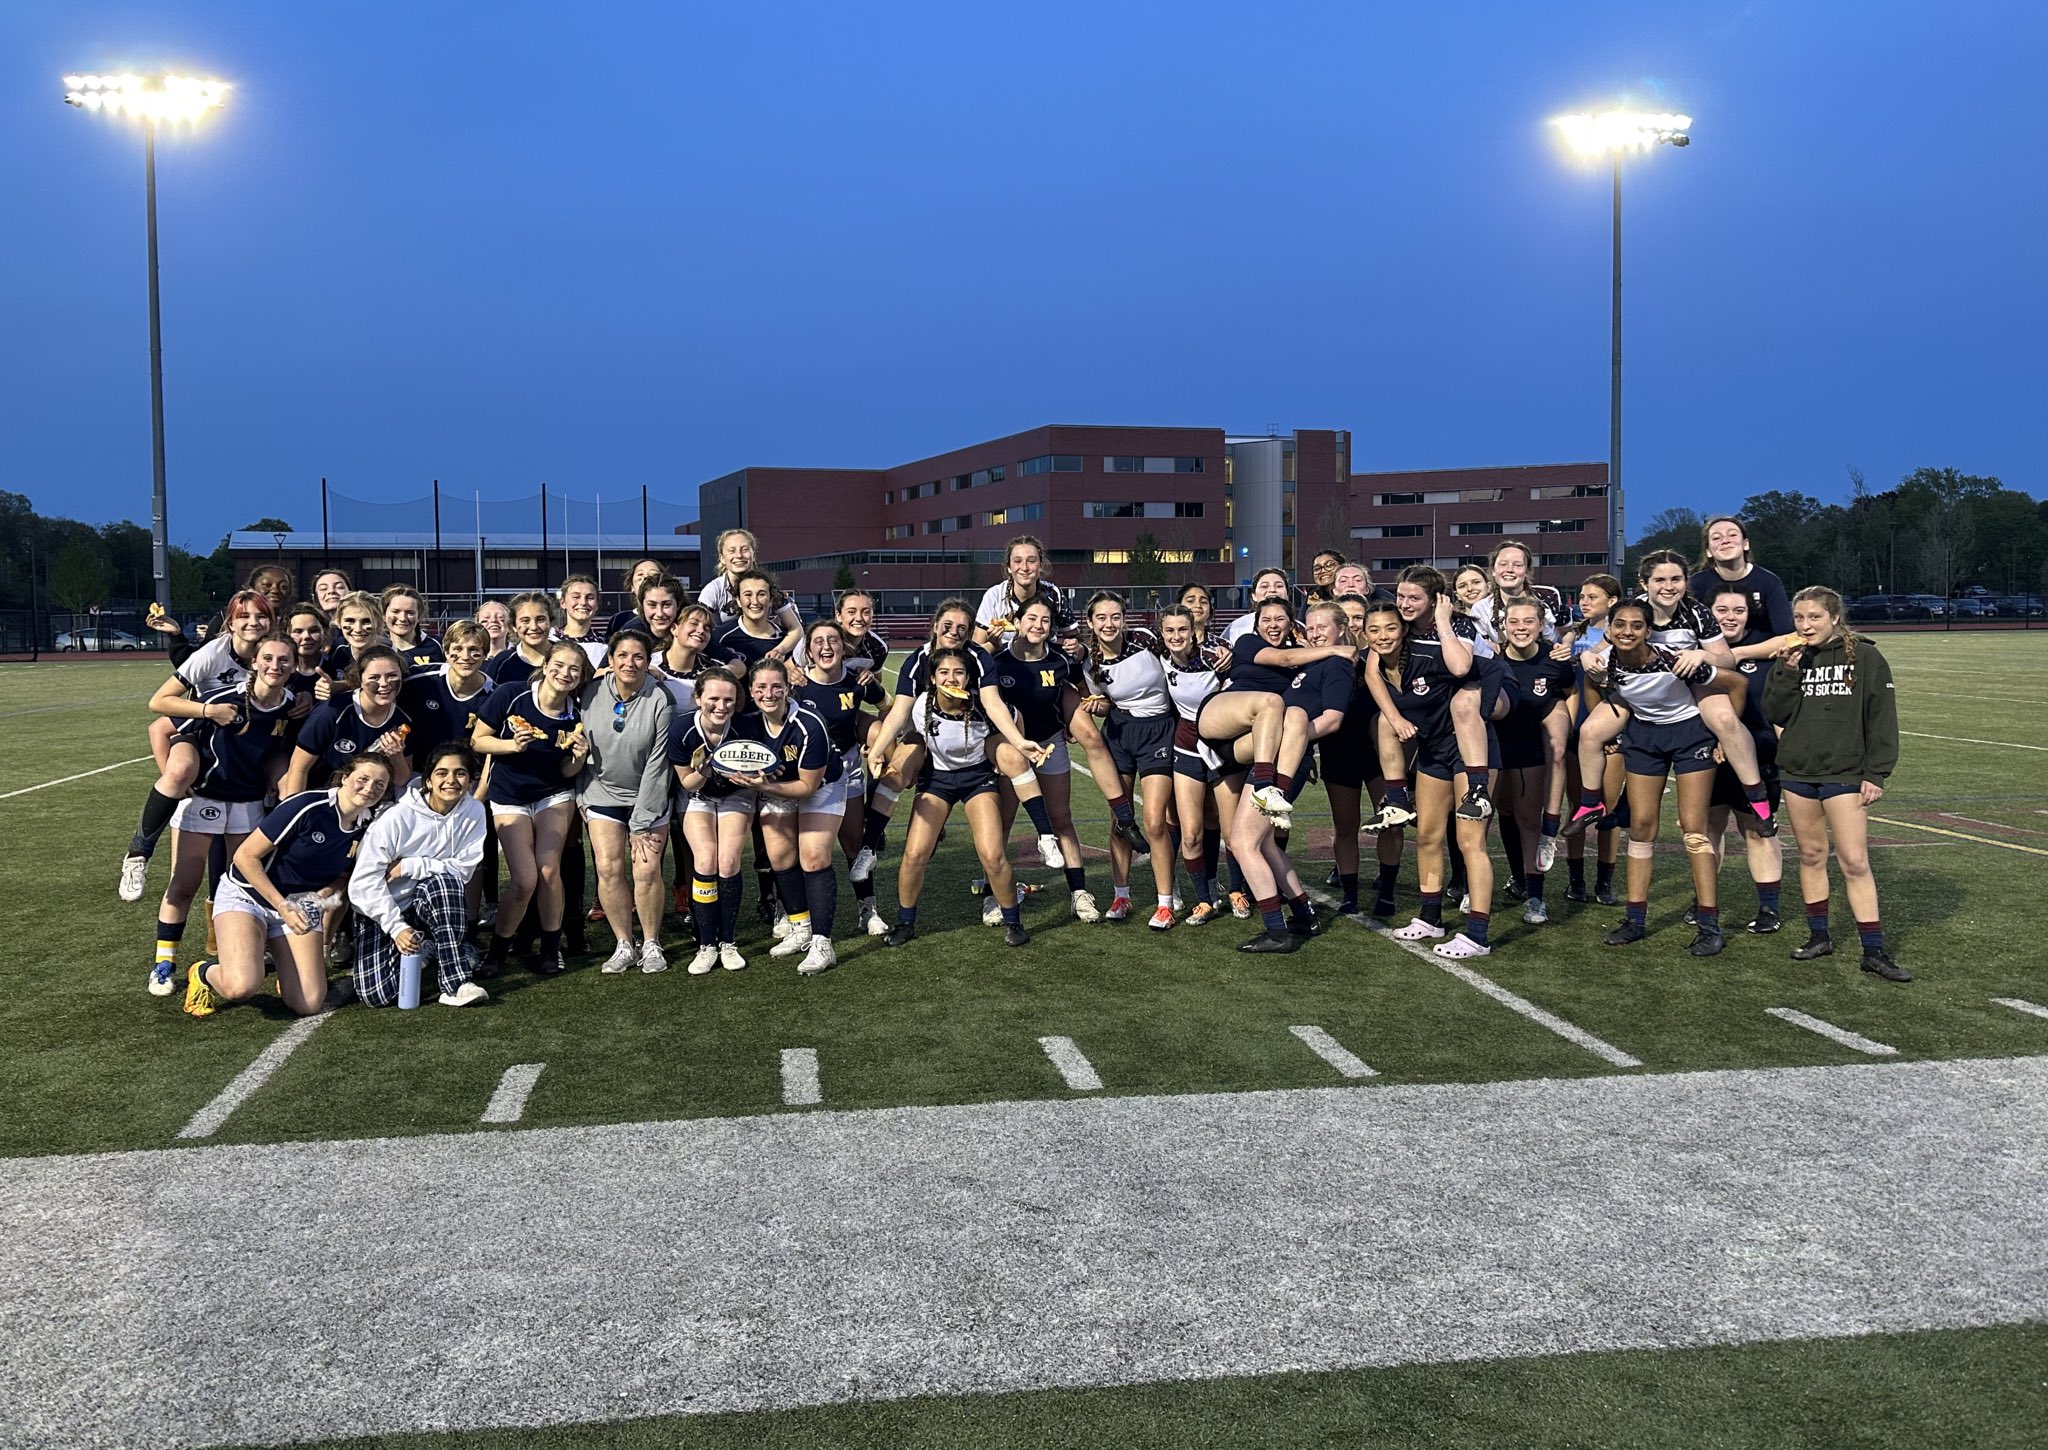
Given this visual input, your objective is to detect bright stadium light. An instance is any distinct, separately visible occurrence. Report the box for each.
[1549,106,1692,571]
[62,68,230,612]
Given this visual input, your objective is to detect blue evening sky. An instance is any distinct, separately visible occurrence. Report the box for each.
[5,1,2042,549]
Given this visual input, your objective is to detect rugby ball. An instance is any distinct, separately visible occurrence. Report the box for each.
[710,739,780,774]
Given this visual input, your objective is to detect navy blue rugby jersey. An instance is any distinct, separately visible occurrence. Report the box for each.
[1283,655,1355,719]
[1497,650,1574,740]
[297,697,416,776]
[178,686,300,802]
[228,789,369,896]
[794,670,887,755]
[667,711,746,799]
[391,635,446,676]
[992,648,1074,740]
[401,668,496,754]
[475,681,582,806]
[1220,632,1297,696]
[708,619,783,673]
[731,700,837,784]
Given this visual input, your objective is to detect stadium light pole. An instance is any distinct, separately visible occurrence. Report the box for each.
[1550,109,1691,573]
[63,71,230,612]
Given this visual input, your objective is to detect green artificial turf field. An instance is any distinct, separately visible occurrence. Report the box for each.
[4,633,2045,1449]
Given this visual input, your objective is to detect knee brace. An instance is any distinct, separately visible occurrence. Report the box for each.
[1626,838,1656,860]
[1683,831,1713,856]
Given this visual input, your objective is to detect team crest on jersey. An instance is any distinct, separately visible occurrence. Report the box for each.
[424,699,441,710]
[1290,671,1307,688]
[1532,677,1549,697]
[335,739,358,755]
[999,675,1016,690]
[197,804,222,821]
[1411,679,1431,697]
[309,831,327,844]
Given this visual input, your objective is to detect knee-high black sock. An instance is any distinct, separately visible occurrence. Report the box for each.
[718,874,742,943]
[129,789,179,859]
[804,867,837,938]
[690,875,718,943]
[481,822,500,905]
[1500,819,1525,882]
[1201,828,1221,882]
[775,865,809,924]
[560,826,587,944]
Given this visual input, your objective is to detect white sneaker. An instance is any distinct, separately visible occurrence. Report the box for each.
[687,945,719,975]
[1037,833,1065,869]
[1071,889,1101,923]
[1536,836,1558,873]
[600,940,639,974]
[770,925,813,958]
[849,847,876,883]
[771,907,794,941]
[1391,916,1446,941]
[118,854,149,903]
[1171,892,1183,913]
[1523,898,1549,926]
[1434,933,1492,958]
[982,896,1003,927]
[1251,784,1290,821]
[718,942,747,972]
[796,937,837,976]
[147,959,176,997]
[639,940,669,973]
[861,902,888,937]
[438,981,489,1007]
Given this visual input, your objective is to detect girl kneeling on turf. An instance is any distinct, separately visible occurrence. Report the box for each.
[867,648,1032,949]
[347,742,490,1007]
[1591,599,1729,957]
[184,751,394,1019]
[1762,586,1910,982]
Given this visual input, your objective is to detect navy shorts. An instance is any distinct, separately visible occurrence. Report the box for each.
[1106,711,1176,778]
[1782,778,1860,801]
[1318,734,1378,790]
[1495,724,1549,773]
[1416,721,1501,782]
[1618,715,1719,777]
[1712,755,1781,813]
[918,763,999,806]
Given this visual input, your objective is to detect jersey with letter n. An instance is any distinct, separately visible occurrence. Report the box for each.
[179,686,299,802]
[228,789,368,896]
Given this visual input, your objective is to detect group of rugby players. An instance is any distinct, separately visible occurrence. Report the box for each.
[115,511,1911,1021]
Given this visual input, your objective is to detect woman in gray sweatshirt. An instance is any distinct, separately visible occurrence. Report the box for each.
[578,629,677,974]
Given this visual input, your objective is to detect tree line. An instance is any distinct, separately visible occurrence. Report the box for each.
[0,491,282,618]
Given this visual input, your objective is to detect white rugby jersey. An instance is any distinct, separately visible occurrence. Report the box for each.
[176,635,253,696]
[1080,628,1171,717]
[1611,647,1708,725]
[910,694,994,772]
[1163,652,1222,722]
[1642,596,1716,654]
[973,580,1071,651]
[698,575,803,632]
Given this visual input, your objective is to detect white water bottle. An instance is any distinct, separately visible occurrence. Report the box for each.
[398,952,424,1010]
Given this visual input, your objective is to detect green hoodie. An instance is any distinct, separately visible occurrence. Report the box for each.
[1761,634,1899,786]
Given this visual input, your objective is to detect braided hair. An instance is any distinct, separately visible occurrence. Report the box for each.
[920,645,986,743]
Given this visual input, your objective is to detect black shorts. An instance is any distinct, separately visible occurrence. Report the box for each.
[1416,721,1501,782]
[1783,778,1859,801]
[1318,733,1378,790]
[1618,715,1719,777]
[1106,712,1176,778]
[1496,723,1551,772]
[918,763,999,806]
[1711,755,1781,814]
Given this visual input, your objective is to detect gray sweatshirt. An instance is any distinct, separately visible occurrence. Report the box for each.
[576,676,675,832]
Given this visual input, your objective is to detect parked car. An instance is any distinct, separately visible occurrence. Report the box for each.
[1846,594,1898,622]
[1947,597,1992,620]
[1905,595,1948,618]
[1992,594,2045,618]
[54,627,144,652]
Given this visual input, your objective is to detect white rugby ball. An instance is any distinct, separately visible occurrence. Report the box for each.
[710,738,779,774]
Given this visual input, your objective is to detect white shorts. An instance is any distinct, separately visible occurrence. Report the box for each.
[684,791,756,820]
[759,773,849,819]
[1032,737,1071,777]
[212,875,289,939]
[172,795,266,836]
[491,789,577,821]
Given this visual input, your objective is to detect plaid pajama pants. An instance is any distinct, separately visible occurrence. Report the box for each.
[353,873,479,1006]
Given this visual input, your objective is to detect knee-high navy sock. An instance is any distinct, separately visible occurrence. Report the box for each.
[1227,854,1250,897]
[1500,822,1525,883]
[1019,794,1053,835]
[804,867,837,938]
[775,865,810,927]
[1201,828,1221,882]
[718,874,742,943]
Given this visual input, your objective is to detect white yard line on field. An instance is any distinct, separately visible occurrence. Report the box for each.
[780,1049,822,1106]
[1992,998,2048,1022]
[1039,1035,1104,1091]
[1288,1025,1377,1079]
[1899,731,2048,752]
[0,756,152,800]
[481,1064,546,1124]
[1868,817,2048,858]
[1765,1008,1897,1058]
[176,1013,333,1140]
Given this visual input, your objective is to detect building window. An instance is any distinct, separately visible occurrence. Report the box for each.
[1453,521,1505,537]
[1356,523,1426,539]
[1539,551,1608,567]
[921,515,973,535]
[968,466,1006,488]
[901,480,938,500]
[1281,493,1295,526]
[1374,556,1426,570]
[1020,454,1082,476]
[1281,537,1295,571]
[1175,457,1204,473]
[1108,456,1145,473]
[883,490,894,505]
[1537,518,1588,533]
[1376,492,1425,506]
[1091,548,1199,565]
[484,555,538,573]
[1531,484,1607,499]
[1461,489,1506,503]
[1086,502,1141,518]
[950,475,972,491]
[985,502,1043,527]
[884,524,911,541]
[1173,501,1203,518]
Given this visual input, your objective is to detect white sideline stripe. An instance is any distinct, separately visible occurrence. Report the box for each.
[780,1048,822,1106]
[1289,1025,1377,1079]
[1039,1035,1103,1091]
[0,755,152,800]
[1308,888,1644,1069]
[1766,1008,1898,1057]
[1901,730,2048,752]
[176,1014,332,1140]
[481,1064,546,1124]
[1993,997,2048,1022]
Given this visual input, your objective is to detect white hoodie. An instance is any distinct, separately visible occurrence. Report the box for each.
[347,781,487,938]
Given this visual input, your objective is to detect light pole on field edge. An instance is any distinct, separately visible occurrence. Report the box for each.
[63,71,230,611]
[1551,109,1691,574]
